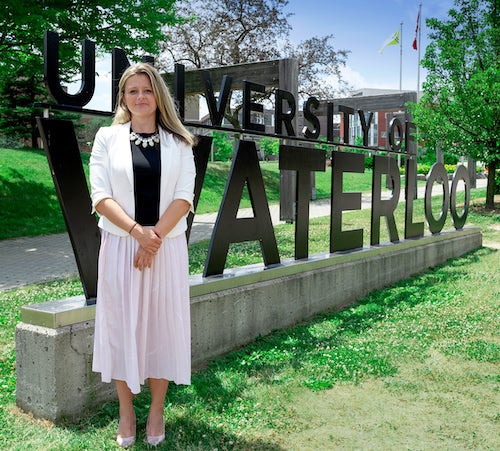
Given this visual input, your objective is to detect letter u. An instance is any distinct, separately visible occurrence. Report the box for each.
[44,30,95,107]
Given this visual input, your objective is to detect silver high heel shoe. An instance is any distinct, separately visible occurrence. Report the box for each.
[116,434,136,448]
[146,417,165,446]
[116,417,136,448]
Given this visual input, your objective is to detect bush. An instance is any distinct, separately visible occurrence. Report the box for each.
[417,163,457,175]
[259,137,279,160]
[0,135,24,149]
[418,150,459,167]
[444,152,459,165]
[418,149,436,166]
[212,131,234,161]
[364,155,374,169]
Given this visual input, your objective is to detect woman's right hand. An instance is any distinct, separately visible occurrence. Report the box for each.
[131,225,162,254]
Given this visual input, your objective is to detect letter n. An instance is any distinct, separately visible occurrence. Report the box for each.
[203,140,280,276]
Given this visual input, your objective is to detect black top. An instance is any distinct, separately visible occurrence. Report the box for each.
[130,132,161,225]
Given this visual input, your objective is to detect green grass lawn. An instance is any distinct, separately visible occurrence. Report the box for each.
[0,148,336,238]
[0,206,498,449]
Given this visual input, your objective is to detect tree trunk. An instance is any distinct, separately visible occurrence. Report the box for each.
[485,160,497,209]
[31,119,39,148]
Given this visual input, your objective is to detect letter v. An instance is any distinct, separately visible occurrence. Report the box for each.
[200,71,232,126]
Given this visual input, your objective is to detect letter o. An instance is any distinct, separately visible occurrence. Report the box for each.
[425,163,449,234]
[450,164,471,229]
[388,117,403,151]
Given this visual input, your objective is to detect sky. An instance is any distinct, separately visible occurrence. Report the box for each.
[71,0,456,112]
[283,0,455,94]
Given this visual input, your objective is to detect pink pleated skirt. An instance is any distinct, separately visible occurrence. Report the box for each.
[92,231,191,394]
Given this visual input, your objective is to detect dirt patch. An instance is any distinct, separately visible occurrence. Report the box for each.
[469,195,500,215]
[469,196,500,249]
[483,240,500,249]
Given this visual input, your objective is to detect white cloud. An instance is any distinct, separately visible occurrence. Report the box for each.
[339,65,368,90]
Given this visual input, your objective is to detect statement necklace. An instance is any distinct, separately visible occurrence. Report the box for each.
[130,130,160,148]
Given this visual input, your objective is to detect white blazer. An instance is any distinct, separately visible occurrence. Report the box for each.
[89,122,196,237]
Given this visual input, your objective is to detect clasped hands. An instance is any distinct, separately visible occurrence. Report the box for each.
[133,226,162,270]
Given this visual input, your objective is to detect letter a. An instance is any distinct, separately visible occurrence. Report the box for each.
[204,140,280,276]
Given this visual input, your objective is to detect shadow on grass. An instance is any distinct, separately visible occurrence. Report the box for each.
[161,416,286,450]
[62,396,286,450]
[0,169,64,239]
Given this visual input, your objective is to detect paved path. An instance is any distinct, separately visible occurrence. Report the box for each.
[0,179,486,292]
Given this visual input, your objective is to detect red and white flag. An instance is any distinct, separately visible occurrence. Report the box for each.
[413,5,421,50]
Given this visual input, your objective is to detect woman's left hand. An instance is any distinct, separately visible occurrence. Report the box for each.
[134,246,155,270]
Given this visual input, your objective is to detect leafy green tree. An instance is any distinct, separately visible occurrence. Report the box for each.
[0,59,45,146]
[410,0,499,208]
[0,0,181,145]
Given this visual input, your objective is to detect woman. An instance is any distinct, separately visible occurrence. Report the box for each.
[89,62,196,447]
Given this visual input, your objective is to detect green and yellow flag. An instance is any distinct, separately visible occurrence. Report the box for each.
[379,30,400,53]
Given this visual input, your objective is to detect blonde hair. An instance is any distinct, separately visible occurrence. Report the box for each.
[113,62,196,147]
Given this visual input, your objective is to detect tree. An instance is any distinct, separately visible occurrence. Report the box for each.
[410,0,499,209]
[159,0,291,68]
[0,0,181,145]
[0,56,45,147]
[282,35,350,100]
[159,0,350,126]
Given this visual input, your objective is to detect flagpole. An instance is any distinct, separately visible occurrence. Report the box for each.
[399,21,403,90]
[416,3,422,97]
[414,4,422,182]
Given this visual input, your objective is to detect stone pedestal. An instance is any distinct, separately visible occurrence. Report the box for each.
[15,296,116,421]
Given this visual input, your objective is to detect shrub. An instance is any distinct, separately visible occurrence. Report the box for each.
[417,163,457,175]
[259,137,279,160]
[418,149,460,166]
[0,135,24,149]
[212,131,234,161]
[364,155,374,169]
